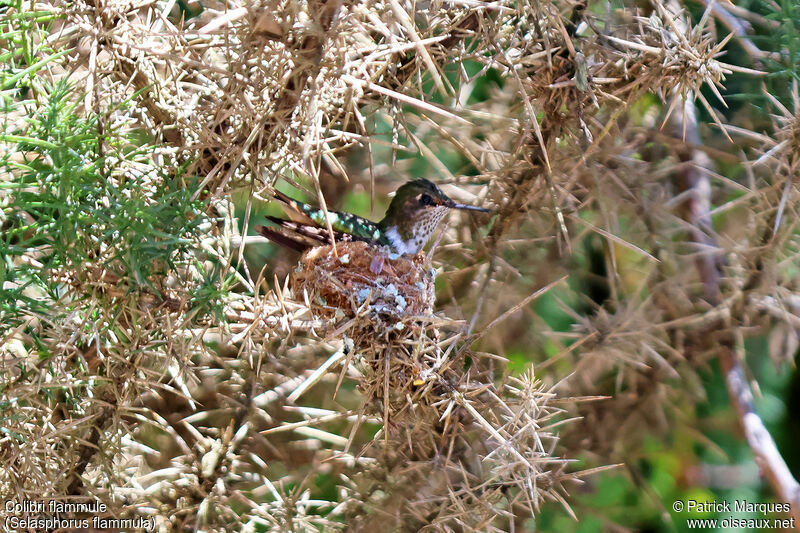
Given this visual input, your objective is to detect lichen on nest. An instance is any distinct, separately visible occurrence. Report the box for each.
[290,241,436,321]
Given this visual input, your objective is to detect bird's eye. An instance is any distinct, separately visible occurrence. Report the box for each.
[420,194,434,206]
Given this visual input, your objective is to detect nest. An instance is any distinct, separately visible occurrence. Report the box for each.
[290,241,436,320]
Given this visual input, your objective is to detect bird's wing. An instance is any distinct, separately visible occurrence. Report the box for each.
[272,190,382,237]
[257,216,358,252]
[271,190,316,225]
[304,211,387,243]
[268,189,391,247]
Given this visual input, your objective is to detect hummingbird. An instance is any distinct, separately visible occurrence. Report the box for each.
[256,178,490,256]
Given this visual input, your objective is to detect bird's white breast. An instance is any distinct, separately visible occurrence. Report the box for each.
[384,226,418,255]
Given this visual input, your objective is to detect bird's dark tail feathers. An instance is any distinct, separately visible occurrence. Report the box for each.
[256,225,308,253]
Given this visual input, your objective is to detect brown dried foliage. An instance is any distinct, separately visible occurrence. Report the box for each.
[2,0,800,531]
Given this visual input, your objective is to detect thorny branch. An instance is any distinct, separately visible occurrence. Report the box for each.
[3,0,800,530]
[674,96,800,526]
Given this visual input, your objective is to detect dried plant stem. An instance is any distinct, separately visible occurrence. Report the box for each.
[699,0,775,62]
[720,342,800,525]
[674,95,800,526]
[65,406,113,495]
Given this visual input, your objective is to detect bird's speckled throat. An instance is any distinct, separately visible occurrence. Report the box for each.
[382,206,450,255]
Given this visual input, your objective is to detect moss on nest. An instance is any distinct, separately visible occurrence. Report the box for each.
[290,241,435,319]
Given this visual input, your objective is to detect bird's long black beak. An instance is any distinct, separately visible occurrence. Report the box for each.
[449,202,492,213]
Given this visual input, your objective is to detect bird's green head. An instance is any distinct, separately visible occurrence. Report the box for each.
[379,178,490,254]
